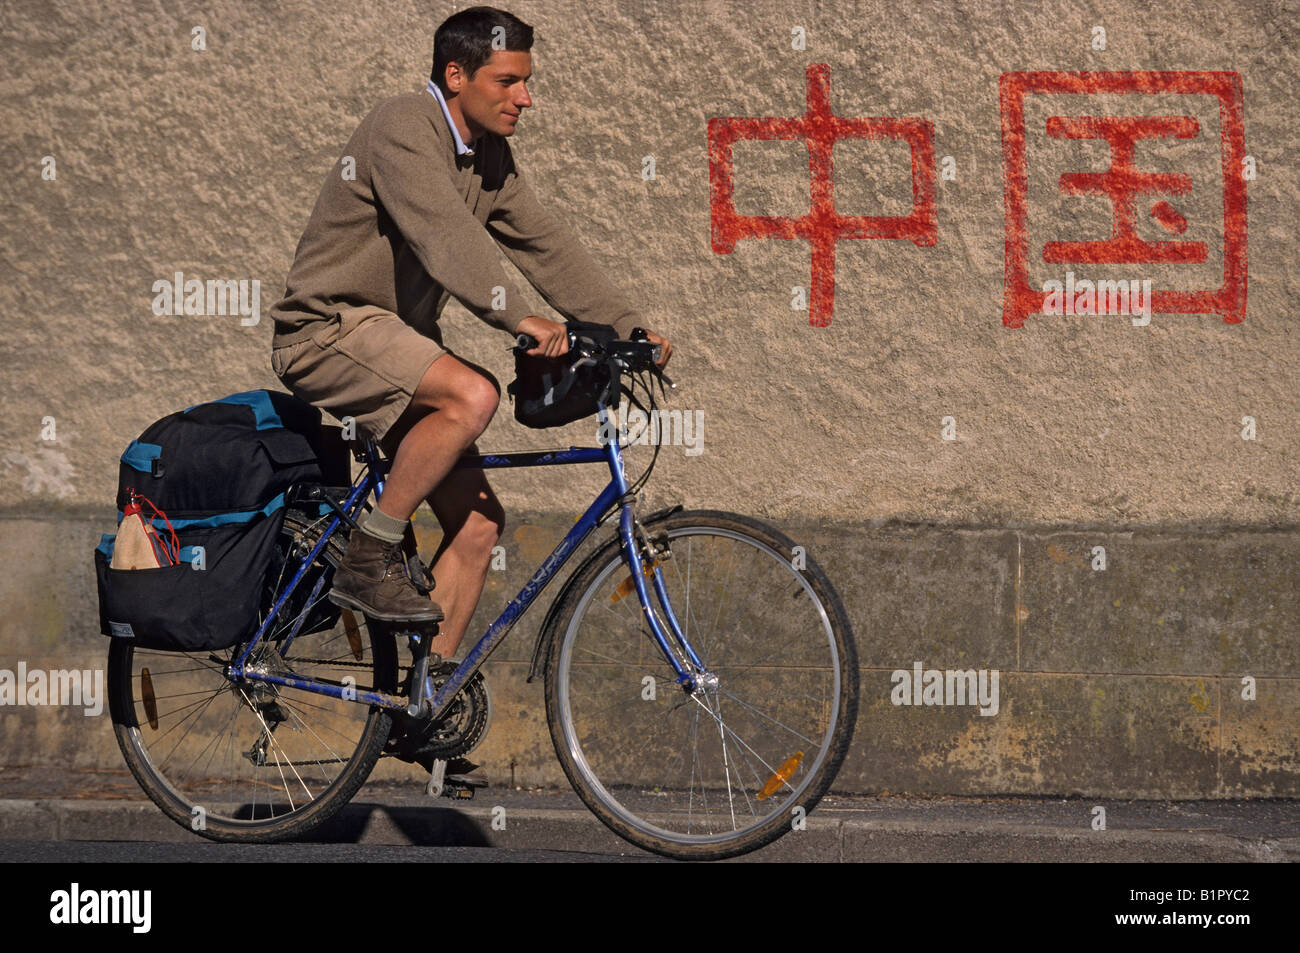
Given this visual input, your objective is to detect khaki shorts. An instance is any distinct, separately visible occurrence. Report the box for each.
[271,308,447,443]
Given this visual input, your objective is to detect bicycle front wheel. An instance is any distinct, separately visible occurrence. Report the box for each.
[107,507,399,842]
[543,509,858,860]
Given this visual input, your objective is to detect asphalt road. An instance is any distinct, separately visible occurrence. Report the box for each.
[2,786,1295,862]
[0,840,658,862]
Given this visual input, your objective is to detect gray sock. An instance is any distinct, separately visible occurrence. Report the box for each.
[360,506,408,543]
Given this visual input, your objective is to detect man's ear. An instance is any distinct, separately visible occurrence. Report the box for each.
[445,62,463,94]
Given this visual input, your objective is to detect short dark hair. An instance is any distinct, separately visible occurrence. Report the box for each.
[431,7,534,92]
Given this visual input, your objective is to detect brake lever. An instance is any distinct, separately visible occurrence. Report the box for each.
[644,339,673,388]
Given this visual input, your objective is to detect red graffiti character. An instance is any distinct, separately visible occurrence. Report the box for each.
[1000,71,1247,328]
[709,64,937,327]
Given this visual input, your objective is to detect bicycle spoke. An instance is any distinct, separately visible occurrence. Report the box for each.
[687,699,701,834]
[698,694,737,830]
[238,686,313,805]
[172,695,241,788]
[148,692,227,727]
[155,690,226,769]
[275,696,347,788]
[716,687,823,747]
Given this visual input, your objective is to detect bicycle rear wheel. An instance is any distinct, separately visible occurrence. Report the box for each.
[543,509,858,860]
[107,507,399,842]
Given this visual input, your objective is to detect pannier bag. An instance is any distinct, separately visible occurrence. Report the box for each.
[507,320,621,429]
[93,389,341,652]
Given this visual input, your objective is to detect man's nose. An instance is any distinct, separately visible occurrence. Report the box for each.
[516,83,532,108]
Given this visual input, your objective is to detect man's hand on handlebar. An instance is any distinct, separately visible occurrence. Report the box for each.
[516,315,570,358]
[514,317,672,369]
[642,330,672,368]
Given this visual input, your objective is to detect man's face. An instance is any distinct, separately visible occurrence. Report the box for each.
[446,50,533,140]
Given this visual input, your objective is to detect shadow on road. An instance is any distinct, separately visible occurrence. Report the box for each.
[297,802,492,846]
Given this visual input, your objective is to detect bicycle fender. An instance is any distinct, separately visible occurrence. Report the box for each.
[526,503,683,683]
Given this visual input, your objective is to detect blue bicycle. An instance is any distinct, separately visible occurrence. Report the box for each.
[106,333,859,860]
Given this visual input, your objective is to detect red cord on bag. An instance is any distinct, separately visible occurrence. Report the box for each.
[125,488,180,566]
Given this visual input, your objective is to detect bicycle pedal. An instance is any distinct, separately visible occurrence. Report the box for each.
[444,773,488,790]
[440,781,478,800]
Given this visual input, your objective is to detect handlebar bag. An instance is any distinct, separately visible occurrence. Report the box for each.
[93,389,347,652]
[507,320,620,429]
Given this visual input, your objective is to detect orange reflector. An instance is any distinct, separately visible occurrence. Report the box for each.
[610,561,660,604]
[343,610,363,661]
[756,751,803,801]
[141,668,158,731]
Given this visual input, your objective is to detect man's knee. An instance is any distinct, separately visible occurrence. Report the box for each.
[412,358,500,435]
[449,372,501,435]
[382,361,500,455]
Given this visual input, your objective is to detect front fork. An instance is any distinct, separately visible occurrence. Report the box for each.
[599,403,714,696]
[617,500,715,696]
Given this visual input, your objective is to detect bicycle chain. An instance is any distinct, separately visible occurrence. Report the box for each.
[279,657,375,670]
[385,660,491,765]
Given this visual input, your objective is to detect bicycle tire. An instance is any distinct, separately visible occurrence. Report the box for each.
[107,507,399,842]
[543,509,858,860]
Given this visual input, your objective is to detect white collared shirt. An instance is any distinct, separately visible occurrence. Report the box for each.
[425,78,475,157]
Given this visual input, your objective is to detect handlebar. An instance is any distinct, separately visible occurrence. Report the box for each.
[514,326,674,387]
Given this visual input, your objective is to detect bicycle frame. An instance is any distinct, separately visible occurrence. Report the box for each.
[229,405,709,722]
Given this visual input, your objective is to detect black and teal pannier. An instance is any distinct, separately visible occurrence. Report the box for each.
[93,389,348,652]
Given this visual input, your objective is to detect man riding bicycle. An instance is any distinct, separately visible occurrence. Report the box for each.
[269,6,672,661]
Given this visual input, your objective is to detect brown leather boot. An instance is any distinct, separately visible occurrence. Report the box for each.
[329,529,444,623]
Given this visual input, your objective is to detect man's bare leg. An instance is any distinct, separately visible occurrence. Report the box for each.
[376,355,500,522]
[416,464,503,657]
[372,355,502,648]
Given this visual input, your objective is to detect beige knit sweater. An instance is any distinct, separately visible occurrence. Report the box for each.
[270,90,642,348]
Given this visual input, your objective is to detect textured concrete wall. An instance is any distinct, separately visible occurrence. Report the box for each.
[2,0,1296,799]
[4,0,1297,523]
[1,510,1295,796]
